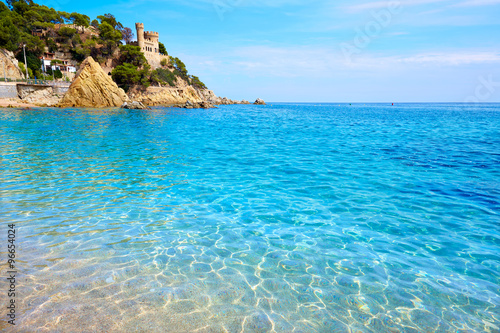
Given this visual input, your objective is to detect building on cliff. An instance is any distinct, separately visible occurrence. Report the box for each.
[129,23,169,70]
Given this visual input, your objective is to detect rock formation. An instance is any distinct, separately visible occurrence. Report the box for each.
[58,56,129,108]
[20,86,62,107]
[127,85,251,108]
[254,98,266,105]
[121,101,149,109]
[177,100,216,109]
[0,49,24,80]
[128,85,203,106]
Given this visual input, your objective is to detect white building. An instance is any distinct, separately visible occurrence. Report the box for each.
[40,52,76,74]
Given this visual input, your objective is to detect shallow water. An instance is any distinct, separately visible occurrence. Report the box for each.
[0,103,499,332]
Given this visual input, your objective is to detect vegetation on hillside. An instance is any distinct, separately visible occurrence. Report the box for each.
[0,0,207,91]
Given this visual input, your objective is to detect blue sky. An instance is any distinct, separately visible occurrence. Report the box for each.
[24,0,500,101]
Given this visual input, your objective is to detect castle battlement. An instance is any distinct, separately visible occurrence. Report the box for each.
[145,31,159,36]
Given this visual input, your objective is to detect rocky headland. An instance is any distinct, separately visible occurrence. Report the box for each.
[58,57,129,108]
[1,54,264,109]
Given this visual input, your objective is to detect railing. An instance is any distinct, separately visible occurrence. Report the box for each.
[0,78,71,86]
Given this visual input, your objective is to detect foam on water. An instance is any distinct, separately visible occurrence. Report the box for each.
[0,103,499,332]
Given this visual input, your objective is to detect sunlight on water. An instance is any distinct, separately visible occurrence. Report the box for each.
[0,104,499,332]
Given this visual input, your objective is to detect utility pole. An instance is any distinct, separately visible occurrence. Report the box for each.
[23,43,28,80]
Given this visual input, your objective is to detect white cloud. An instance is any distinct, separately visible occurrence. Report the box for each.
[454,0,500,6]
[397,52,500,65]
[182,46,500,81]
[345,0,450,12]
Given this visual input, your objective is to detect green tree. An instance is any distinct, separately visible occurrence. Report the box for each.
[12,1,30,16]
[172,56,189,80]
[118,44,147,67]
[17,50,42,77]
[112,62,150,90]
[99,21,122,44]
[70,12,90,33]
[58,26,77,38]
[0,16,21,51]
[18,62,33,79]
[189,75,207,89]
[158,42,167,55]
[59,11,72,24]
[97,13,123,31]
[152,68,176,87]
[98,21,122,56]
[0,2,9,12]
[111,63,140,89]
[54,68,63,79]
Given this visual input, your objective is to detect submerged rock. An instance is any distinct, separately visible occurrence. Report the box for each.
[121,101,149,110]
[58,56,129,108]
[254,98,266,105]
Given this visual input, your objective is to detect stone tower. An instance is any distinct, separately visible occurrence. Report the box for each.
[136,23,144,50]
[133,22,168,70]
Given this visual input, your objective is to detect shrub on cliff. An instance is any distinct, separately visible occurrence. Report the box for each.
[118,45,147,67]
[54,69,63,79]
[171,57,189,81]
[112,63,150,91]
[58,26,77,38]
[159,42,168,55]
[151,68,176,87]
[190,75,207,90]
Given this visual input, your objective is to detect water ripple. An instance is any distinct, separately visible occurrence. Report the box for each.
[0,103,499,332]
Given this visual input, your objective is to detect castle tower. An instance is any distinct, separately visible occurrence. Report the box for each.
[136,23,144,50]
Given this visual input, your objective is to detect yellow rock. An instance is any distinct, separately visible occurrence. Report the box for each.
[58,57,129,108]
[0,49,24,79]
[128,85,204,106]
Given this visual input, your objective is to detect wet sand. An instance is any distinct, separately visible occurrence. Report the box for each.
[0,98,38,108]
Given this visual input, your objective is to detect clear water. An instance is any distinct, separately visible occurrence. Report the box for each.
[0,103,499,332]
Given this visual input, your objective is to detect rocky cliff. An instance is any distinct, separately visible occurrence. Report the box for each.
[58,56,129,108]
[0,49,24,80]
[128,85,203,106]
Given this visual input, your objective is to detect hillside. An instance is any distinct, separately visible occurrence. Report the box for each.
[0,0,208,94]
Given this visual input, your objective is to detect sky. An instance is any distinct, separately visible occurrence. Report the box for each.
[17,0,500,102]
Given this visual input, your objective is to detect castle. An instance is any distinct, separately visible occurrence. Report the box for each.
[131,23,168,70]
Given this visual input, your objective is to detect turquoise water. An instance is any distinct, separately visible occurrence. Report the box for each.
[0,103,499,332]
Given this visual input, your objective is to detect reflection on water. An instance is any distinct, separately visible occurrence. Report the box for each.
[0,104,499,332]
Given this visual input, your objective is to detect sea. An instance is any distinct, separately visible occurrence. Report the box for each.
[0,103,499,332]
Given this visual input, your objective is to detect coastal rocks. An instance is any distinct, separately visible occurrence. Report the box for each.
[0,49,24,79]
[254,98,266,105]
[121,101,149,109]
[178,100,216,109]
[16,85,62,107]
[58,56,129,108]
[23,87,62,107]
